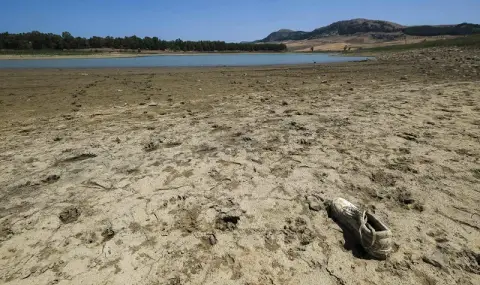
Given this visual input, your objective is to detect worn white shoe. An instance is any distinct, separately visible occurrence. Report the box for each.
[329,198,393,260]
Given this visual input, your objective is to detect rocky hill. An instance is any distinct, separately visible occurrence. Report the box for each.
[310,19,403,37]
[259,19,404,42]
[258,19,480,42]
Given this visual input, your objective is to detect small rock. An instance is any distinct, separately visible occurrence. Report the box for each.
[321,80,328,84]
[422,253,446,270]
[398,190,415,205]
[168,276,181,285]
[307,196,323,211]
[101,227,115,242]
[299,138,311,145]
[400,75,408,81]
[282,101,288,106]
[148,102,158,107]
[413,202,425,212]
[208,234,217,245]
[42,174,60,184]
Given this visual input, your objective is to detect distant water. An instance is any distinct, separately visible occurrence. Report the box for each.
[0,53,370,69]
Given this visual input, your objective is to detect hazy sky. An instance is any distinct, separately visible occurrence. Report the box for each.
[2,0,479,41]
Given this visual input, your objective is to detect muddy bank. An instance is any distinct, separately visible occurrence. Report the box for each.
[0,48,479,285]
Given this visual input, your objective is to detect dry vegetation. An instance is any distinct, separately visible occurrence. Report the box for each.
[286,35,468,52]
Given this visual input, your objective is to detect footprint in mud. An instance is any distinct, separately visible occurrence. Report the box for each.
[282,217,316,246]
[75,231,97,245]
[386,157,418,174]
[215,211,241,231]
[370,170,396,187]
[270,165,292,178]
[426,228,449,243]
[423,247,480,275]
[298,138,312,145]
[0,223,14,241]
[42,174,60,184]
[471,169,480,180]
[397,189,415,205]
[59,206,80,224]
[175,206,201,234]
[264,230,280,251]
[143,141,159,152]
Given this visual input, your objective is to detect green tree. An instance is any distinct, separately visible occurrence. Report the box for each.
[0,31,288,52]
[62,31,74,49]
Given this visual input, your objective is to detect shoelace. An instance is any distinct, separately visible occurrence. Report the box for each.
[359,210,377,249]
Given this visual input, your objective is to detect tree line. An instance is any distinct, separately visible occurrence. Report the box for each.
[0,31,287,52]
[403,23,480,37]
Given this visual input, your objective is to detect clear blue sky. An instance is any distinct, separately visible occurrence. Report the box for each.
[1,0,479,42]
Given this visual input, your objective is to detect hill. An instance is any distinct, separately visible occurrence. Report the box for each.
[403,23,480,36]
[258,19,480,42]
[308,19,404,38]
[260,29,308,42]
[258,19,404,42]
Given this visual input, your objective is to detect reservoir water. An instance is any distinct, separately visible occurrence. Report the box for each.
[0,53,370,69]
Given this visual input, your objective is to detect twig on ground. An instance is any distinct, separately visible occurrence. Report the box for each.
[155,185,189,191]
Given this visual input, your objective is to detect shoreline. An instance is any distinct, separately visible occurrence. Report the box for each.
[0,61,371,73]
[0,54,372,69]
[0,61,372,71]
[0,51,294,60]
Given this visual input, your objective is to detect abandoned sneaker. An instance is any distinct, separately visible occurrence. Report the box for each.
[329,197,362,233]
[329,198,393,260]
[358,210,393,260]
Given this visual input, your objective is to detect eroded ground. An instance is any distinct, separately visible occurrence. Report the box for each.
[0,48,479,285]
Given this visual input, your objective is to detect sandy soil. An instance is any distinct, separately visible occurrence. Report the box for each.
[287,35,461,52]
[0,48,479,285]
